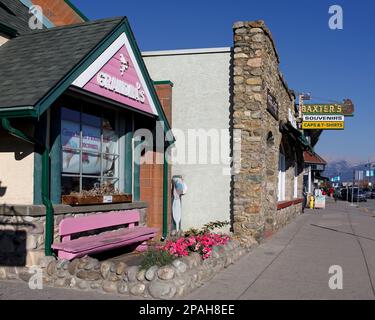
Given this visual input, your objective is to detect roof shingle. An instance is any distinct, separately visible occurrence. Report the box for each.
[0,17,123,109]
[0,0,32,34]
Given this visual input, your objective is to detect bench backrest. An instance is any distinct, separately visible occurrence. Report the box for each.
[59,210,140,238]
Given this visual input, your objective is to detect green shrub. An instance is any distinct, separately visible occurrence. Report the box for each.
[184,220,230,237]
[140,249,176,270]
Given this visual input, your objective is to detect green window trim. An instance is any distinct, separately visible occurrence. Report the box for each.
[153,80,174,87]
[50,106,61,204]
[124,116,134,194]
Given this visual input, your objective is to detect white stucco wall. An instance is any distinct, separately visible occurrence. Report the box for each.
[0,130,34,205]
[143,48,232,230]
[0,34,9,46]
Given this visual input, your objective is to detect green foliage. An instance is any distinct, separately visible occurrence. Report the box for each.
[183,227,201,237]
[140,248,176,270]
[202,220,230,233]
[184,220,230,237]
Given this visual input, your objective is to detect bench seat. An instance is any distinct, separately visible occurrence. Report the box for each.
[51,210,157,260]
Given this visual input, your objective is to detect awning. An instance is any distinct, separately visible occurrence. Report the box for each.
[315,173,329,182]
[281,121,312,151]
[303,151,327,165]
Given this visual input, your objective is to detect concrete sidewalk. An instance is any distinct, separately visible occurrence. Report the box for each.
[186,200,375,300]
[0,280,127,300]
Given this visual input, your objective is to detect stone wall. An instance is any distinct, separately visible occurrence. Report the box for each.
[0,206,147,267]
[2,239,247,299]
[231,21,303,246]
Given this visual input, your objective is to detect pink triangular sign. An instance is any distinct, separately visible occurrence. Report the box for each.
[72,33,157,116]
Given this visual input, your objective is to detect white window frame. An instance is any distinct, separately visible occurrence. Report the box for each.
[294,163,298,198]
[278,152,286,201]
[61,106,122,194]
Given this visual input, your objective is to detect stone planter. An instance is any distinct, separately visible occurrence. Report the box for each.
[0,239,250,299]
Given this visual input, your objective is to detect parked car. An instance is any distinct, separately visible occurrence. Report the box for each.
[362,188,372,199]
[340,188,348,200]
[348,188,367,202]
[370,189,375,199]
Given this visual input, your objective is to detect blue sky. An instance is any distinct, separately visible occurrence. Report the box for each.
[72,0,375,164]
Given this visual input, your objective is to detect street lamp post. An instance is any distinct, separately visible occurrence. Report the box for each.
[351,170,355,206]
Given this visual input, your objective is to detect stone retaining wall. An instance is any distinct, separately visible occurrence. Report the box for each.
[265,203,302,238]
[0,239,248,299]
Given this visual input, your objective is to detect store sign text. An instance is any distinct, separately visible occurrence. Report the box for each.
[302,104,342,114]
[302,100,354,116]
[97,72,145,104]
[302,121,344,130]
[303,115,344,122]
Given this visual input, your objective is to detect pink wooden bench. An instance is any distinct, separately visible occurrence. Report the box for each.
[51,210,158,260]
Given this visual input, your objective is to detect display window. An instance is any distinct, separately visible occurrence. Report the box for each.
[61,106,120,195]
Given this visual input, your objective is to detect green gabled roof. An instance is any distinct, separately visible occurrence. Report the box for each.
[0,16,173,140]
[0,17,122,109]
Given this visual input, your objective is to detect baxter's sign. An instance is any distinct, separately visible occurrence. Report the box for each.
[302,99,354,116]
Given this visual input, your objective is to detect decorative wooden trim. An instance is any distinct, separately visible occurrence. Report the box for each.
[50,106,61,204]
[277,198,304,210]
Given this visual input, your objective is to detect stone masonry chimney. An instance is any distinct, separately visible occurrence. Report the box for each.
[231,21,298,246]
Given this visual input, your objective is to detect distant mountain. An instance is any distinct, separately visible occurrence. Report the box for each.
[323,160,373,182]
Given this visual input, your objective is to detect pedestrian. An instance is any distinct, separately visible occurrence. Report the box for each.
[302,186,307,213]
[329,187,334,197]
[334,188,340,202]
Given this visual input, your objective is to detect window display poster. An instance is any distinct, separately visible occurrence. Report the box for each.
[61,118,117,175]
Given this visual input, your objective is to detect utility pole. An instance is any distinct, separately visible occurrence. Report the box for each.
[298,94,304,119]
[351,170,355,206]
[366,158,371,188]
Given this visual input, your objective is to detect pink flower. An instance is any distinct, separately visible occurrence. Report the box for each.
[160,232,230,259]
